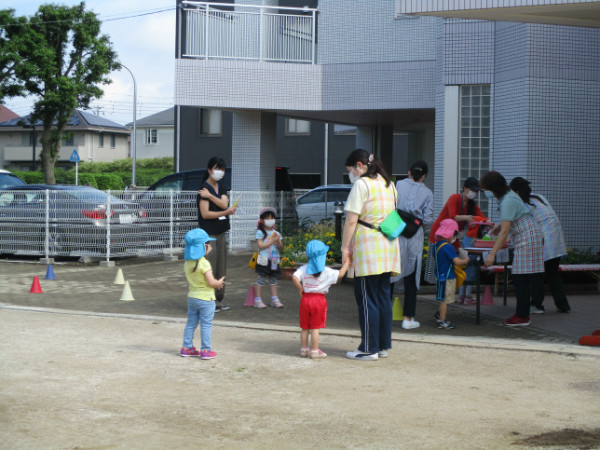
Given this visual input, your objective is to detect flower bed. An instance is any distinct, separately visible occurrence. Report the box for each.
[280,223,341,268]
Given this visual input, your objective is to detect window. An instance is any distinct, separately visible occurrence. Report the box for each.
[21,132,39,146]
[145,128,158,144]
[98,132,104,147]
[285,118,310,135]
[459,85,491,210]
[62,133,74,146]
[200,109,222,135]
[333,124,357,135]
[110,134,116,148]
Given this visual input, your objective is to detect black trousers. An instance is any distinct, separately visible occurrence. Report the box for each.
[512,273,544,318]
[541,257,570,310]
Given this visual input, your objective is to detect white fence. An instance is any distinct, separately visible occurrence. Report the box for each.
[182,1,317,64]
[0,189,298,261]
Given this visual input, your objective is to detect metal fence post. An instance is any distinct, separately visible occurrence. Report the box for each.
[106,190,111,263]
[169,190,174,257]
[44,189,50,258]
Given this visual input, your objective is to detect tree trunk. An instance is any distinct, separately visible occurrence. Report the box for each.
[40,128,55,185]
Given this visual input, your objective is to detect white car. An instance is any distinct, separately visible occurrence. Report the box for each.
[296,184,351,225]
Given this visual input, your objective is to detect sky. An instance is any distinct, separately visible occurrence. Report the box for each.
[3,1,177,125]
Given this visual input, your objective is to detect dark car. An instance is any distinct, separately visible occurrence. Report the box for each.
[0,185,149,257]
[144,166,294,193]
[0,169,26,189]
[296,184,351,225]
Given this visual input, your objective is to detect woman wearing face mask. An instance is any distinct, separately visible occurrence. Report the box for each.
[197,157,237,312]
[424,177,484,295]
[389,160,434,330]
[341,149,400,361]
[480,171,544,327]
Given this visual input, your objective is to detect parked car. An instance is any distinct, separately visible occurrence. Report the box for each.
[143,166,294,193]
[137,166,297,242]
[0,185,150,257]
[296,184,352,225]
[0,169,26,189]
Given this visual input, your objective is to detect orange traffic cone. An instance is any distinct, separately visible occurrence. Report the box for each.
[578,335,600,346]
[29,276,43,294]
[481,286,494,305]
[244,285,255,307]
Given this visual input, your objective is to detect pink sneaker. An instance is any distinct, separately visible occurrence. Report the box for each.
[310,349,327,359]
[300,347,310,358]
[180,346,201,357]
[463,297,477,305]
[200,349,217,360]
[455,295,465,304]
[253,299,267,309]
[271,299,284,308]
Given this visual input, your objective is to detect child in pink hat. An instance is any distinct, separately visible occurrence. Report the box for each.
[434,219,469,329]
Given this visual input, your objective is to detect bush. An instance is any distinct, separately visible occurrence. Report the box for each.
[561,247,600,264]
[95,173,124,190]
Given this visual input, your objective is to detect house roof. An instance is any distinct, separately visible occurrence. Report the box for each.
[127,107,174,127]
[0,106,19,123]
[0,109,127,132]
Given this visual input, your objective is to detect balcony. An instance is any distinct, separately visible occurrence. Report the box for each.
[181,1,317,64]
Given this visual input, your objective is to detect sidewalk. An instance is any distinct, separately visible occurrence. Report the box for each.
[1,251,598,348]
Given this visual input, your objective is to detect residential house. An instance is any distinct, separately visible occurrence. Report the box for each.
[174,0,599,250]
[0,109,129,171]
[126,107,175,159]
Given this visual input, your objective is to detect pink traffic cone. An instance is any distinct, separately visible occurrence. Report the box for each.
[29,276,43,294]
[481,286,494,305]
[244,285,255,307]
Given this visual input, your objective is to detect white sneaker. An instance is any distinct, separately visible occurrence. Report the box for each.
[253,299,267,309]
[346,349,378,361]
[401,319,420,330]
[530,306,545,314]
[378,349,388,358]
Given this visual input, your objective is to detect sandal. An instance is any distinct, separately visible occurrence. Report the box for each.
[300,347,310,358]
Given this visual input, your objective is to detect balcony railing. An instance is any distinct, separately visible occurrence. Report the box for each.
[181,1,317,64]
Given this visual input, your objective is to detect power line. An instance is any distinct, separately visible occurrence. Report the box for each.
[3,6,175,27]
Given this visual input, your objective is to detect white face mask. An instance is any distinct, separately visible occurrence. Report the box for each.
[348,172,361,184]
[466,191,477,200]
[263,219,275,228]
[211,169,225,181]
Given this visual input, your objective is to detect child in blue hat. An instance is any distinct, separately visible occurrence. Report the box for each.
[180,228,225,359]
[292,240,351,359]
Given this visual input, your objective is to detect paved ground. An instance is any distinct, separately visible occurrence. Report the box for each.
[1,253,600,449]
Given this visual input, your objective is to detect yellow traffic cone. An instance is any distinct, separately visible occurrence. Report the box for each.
[113,268,125,285]
[392,297,403,321]
[119,281,134,301]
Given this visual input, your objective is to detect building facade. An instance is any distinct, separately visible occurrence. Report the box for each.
[174,0,600,250]
[0,110,129,171]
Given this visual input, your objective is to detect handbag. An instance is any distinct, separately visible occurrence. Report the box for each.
[396,209,422,239]
[248,252,258,269]
[358,210,406,240]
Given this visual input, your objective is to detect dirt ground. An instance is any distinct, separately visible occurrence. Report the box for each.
[1,308,599,449]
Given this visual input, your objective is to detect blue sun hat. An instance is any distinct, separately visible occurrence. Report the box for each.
[184,228,216,260]
[306,239,329,275]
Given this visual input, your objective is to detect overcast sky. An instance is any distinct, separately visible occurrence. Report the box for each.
[3,1,177,125]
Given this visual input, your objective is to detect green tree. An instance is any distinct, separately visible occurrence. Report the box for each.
[0,3,119,184]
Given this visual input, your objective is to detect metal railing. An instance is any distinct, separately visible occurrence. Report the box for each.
[0,189,298,261]
[182,1,317,64]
